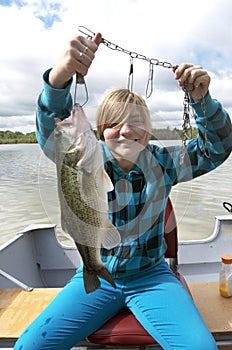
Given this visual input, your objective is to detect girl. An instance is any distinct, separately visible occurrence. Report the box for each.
[14,32,232,350]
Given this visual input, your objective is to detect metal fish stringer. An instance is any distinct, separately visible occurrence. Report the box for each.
[77,26,211,164]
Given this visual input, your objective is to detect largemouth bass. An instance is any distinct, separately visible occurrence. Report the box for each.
[55,104,121,294]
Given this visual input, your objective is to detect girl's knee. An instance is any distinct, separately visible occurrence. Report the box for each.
[184,332,217,350]
[14,328,49,350]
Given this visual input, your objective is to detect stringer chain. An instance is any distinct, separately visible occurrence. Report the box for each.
[78,26,174,70]
[180,86,193,164]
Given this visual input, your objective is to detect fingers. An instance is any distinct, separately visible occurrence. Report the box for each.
[174,63,203,87]
[93,32,102,46]
[173,63,211,101]
[65,33,101,77]
[48,33,102,88]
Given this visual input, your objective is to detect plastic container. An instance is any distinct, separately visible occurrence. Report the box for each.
[219,254,232,298]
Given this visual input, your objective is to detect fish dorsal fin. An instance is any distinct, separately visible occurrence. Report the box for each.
[102,221,121,249]
[102,169,114,192]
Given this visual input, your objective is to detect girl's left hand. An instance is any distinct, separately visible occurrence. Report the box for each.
[173,63,211,101]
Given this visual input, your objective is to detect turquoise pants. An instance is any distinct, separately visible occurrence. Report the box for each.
[14,260,217,350]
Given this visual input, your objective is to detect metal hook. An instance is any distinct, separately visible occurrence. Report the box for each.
[127,55,134,91]
[146,61,154,98]
[73,73,89,107]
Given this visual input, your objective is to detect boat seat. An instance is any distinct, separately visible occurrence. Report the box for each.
[87,197,191,347]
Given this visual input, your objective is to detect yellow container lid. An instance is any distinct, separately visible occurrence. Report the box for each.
[221,254,232,264]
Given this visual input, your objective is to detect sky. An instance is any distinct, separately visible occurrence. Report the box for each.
[0,0,231,133]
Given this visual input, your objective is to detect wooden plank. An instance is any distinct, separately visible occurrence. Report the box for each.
[189,281,232,335]
[1,282,232,341]
[0,288,61,339]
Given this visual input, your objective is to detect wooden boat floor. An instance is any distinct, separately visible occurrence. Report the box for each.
[0,288,61,340]
[189,282,232,337]
[0,282,232,342]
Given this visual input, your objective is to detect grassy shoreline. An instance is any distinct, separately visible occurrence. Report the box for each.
[0,131,37,144]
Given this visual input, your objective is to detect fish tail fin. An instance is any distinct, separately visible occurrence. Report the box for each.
[83,265,116,294]
[83,267,101,294]
[97,265,116,290]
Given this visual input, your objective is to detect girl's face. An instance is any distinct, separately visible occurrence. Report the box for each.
[103,111,149,171]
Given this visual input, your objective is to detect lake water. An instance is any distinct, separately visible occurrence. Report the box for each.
[0,143,231,246]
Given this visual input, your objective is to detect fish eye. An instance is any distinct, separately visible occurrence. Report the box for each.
[54,129,63,137]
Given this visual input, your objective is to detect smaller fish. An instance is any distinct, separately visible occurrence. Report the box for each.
[55,104,121,293]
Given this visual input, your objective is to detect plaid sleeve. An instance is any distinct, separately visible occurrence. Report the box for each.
[158,93,232,184]
[36,69,73,161]
[191,92,232,156]
[186,93,232,177]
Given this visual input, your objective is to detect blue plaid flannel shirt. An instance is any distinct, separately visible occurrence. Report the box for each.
[36,69,232,277]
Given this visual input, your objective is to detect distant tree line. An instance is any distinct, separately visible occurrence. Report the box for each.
[0,130,37,144]
[0,127,198,144]
[150,127,198,140]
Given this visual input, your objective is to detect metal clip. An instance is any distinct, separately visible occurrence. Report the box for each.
[73,73,89,107]
[127,55,134,91]
[146,62,154,98]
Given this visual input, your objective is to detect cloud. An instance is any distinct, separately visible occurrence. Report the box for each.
[1,0,64,28]
[33,1,64,29]
[0,0,231,133]
[0,115,35,133]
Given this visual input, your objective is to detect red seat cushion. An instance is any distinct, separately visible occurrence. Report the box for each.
[87,308,157,346]
[87,272,191,346]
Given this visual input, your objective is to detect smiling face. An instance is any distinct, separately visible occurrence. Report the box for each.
[103,109,149,171]
[96,89,151,172]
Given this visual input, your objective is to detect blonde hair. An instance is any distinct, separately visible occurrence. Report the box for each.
[96,88,152,141]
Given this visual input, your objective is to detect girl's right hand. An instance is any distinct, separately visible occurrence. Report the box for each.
[48,32,102,89]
